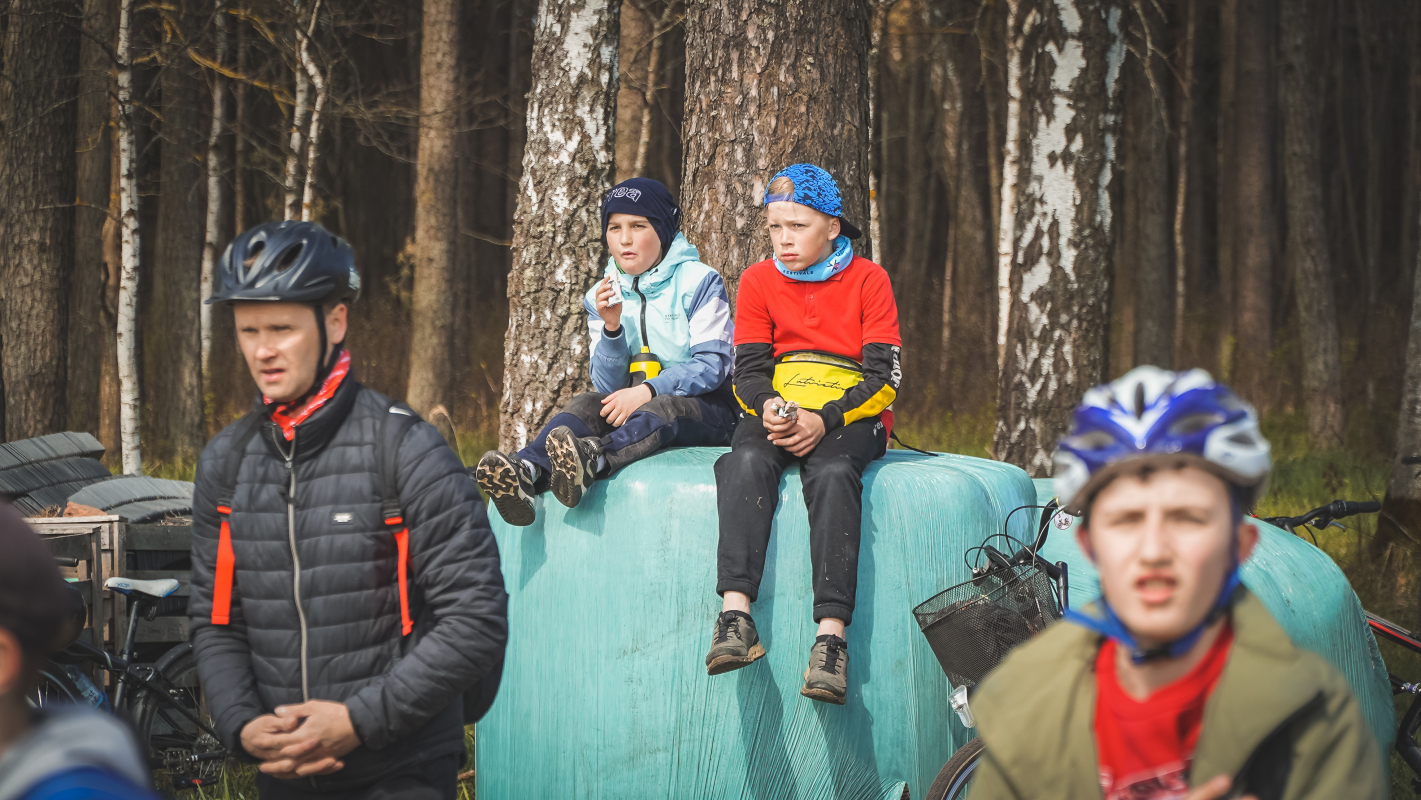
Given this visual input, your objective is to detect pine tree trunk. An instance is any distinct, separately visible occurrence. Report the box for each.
[1124,32,1171,368]
[1231,0,1273,404]
[1277,0,1343,448]
[407,0,460,415]
[0,0,81,440]
[148,55,206,462]
[1215,0,1238,377]
[69,0,117,435]
[681,0,871,298]
[499,0,619,450]
[993,0,1125,476]
[100,125,122,463]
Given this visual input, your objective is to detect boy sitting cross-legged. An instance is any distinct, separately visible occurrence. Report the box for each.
[967,366,1384,800]
[706,163,902,706]
[477,178,739,526]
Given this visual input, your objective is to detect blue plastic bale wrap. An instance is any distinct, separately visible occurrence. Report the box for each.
[477,449,1040,799]
[1030,478,1395,763]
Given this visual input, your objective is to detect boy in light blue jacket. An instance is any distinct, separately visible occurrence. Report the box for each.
[477,178,738,526]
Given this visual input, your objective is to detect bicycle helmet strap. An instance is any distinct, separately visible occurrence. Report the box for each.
[1064,567,1242,665]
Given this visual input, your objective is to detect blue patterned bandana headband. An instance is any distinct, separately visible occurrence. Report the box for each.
[764,163,863,239]
[774,235,853,282]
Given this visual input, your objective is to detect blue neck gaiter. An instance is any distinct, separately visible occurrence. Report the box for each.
[774,235,853,282]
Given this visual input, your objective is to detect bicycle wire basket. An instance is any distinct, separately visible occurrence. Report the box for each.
[912,563,1062,689]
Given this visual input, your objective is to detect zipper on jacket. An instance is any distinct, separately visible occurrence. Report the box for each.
[273,426,310,702]
[633,275,652,352]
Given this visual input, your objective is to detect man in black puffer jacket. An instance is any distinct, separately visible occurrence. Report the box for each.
[188,221,507,799]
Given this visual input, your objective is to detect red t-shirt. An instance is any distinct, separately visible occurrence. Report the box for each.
[1094,624,1234,800]
[733,255,902,358]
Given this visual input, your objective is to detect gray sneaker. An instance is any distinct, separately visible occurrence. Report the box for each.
[705,611,765,675]
[546,426,603,509]
[800,634,848,705]
[475,450,537,527]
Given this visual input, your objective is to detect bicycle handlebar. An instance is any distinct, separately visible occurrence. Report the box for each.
[52,557,79,568]
[1262,499,1381,531]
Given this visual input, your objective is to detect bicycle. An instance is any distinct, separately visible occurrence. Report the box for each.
[912,503,1070,800]
[36,560,227,790]
[1260,498,1421,792]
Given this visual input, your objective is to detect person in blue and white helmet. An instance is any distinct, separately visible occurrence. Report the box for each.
[963,366,1384,800]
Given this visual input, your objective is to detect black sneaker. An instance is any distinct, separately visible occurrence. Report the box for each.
[705,611,765,675]
[800,634,849,705]
[546,426,603,509]
[475,450,537,527]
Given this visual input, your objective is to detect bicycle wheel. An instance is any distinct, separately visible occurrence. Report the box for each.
[131,643,225,789]
[925,737,985,800]
[31,664,83,707]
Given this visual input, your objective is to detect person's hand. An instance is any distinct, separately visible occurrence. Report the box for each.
[240,714,302,762]
[761,397,796,435]
[595,276,622,332]
[601,384,653,426]
[768,409,826,456]
[256,700,361,779]
[1184,775,1256,800]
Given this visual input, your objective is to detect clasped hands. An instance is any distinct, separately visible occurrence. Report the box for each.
[241,700,361,779]
[762,396,825,456]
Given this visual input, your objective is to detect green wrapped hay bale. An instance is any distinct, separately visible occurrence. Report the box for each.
[477,448,1039,800]
[1031,478,1395,760]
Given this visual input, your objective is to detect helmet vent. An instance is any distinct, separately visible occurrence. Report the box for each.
[276,244,303,272]
[1133,383,1146,418]
[1168,413,1224,436]
[243,240,265,268]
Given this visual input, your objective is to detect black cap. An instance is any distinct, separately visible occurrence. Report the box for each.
[0,504,74,654]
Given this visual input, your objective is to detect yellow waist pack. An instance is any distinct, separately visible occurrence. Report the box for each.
[772,351,864,410]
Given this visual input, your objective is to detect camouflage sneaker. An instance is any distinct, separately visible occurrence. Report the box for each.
[475,450,537,527]
[800,634,849,705]
[705,611,766,676]
[546,426,604,509]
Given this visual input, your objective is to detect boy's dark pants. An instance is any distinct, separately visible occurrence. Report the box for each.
[715,413,888,624]
[517,386,739,490]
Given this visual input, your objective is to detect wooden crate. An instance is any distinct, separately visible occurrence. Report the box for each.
[125,522,193,645]
[32,516,122,652]
[32,516,194,653]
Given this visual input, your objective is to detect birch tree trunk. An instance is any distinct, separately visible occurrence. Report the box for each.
[993,0,1125,476]
[149,43,206,462]
[117,0,143,474]
[407,0,460,415]
[284,5,311,221]
[681,0,871,297]
[995,0,1028,373]
[1380,205,1421,552]
[201,3,230,389]
[1277,0,1343,448]
[0,0,81,440]
[69,0,118,435]
[499,0,619,450]
[299,0,324,222]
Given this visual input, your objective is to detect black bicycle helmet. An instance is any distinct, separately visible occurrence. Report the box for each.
[207,220,360,307]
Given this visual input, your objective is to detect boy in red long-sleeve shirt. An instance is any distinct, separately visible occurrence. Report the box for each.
[704,163,901,705]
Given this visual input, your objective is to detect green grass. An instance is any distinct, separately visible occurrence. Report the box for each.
[162,727,477,799]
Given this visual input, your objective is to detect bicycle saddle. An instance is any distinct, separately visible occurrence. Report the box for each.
[105,576,180,599]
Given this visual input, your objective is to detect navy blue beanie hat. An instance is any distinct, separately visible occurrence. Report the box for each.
[601,177,681,255]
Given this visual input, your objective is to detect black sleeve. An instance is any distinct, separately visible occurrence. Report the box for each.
[187,435,267,759]
[342,422,509,750]
[731,342,777,415]
[819,343,901,432]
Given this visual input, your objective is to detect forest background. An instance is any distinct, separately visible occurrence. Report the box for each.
[7,0,1421,793]
[5,1,1421,789]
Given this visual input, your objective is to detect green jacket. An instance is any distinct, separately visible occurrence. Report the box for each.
[966,589,1385,800]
